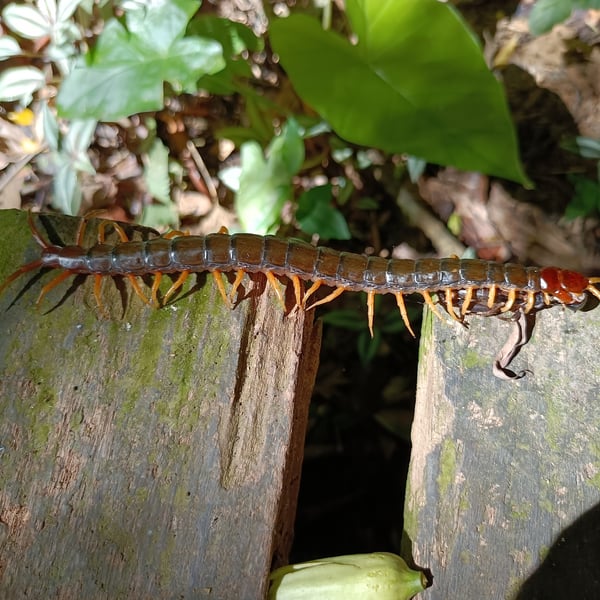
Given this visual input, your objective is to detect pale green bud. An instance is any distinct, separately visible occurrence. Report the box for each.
[268,551,428,599]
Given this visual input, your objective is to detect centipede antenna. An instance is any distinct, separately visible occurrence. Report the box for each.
[163,270,190,304]
[212,270,232,308]
[229,270,246,303]
[394,292,416,338]
[500,289,517,313]
[367,291,375,338]
[265,271,286,310]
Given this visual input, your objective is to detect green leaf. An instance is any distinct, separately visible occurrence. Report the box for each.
[187,15,263,94]
[529,0,573,35]
[235,118,304,233]
[57,0,225,119]
[564,176,600,219]
[143,139,171,203]
[296,184,351,239]
[270,0,529,183]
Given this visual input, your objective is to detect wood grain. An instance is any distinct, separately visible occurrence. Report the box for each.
[405,302,600,599]
[0,210,321,599]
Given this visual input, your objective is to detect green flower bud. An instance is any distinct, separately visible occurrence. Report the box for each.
[268,551,428,599]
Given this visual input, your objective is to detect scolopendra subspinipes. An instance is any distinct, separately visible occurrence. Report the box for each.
[1,212,600,378]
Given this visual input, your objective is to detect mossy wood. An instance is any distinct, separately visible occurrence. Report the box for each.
[0,210,321,599]
[405,304,600,598]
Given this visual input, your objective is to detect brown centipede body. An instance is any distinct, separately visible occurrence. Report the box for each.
[1,213,599,377]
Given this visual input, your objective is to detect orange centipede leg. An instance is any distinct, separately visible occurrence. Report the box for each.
[461,286,474,315]
[212,270,232,308]
[524,291,535,313]
[265,271,286,310]
[36,270,73,305]
[151,273,163,307]
[367,290,375,338]
[302,280,322,308]
[445,288,462,323]
[586,279,600,301]
[229,270,246,303]
[0,259,43,297]
[487,285,497,309]
[500,289,517,313]
[421,290,444,321]
[290,275,303,309]
[163,270,190,304]
[305,285,346,311]
[394,292,416,338]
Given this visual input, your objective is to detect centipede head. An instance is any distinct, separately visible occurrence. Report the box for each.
[539,267,598,306]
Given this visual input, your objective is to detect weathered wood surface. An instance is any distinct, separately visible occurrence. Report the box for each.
[405,303,600,599]
[0,210,321,600]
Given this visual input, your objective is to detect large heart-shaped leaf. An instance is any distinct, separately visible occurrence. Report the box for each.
[270,0,528,183]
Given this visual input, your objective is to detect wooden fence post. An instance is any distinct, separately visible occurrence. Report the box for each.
[0,210,321,599]
[405,303,600,598]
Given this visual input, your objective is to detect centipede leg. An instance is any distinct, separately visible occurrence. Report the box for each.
[163,271,190,304]
[302,280,322,308]
[524,291,535,313]
[229,270,246,303]
[212,270,232,308]
[461,287,474,315]
[500,289,517,313]
[487,285,497,309]
[305,286,346,311]
[290,275,303,309]
[394,292,416,338]
[586,280,600,302]
[421,291,444,321]
[151,273,162,307]
[265,271,286,310]
[36,270,73,305]
[444,288,463,323]
[367,291,375,338]
[92,274,110,317]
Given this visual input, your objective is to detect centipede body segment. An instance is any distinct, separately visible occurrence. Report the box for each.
[1,213,600,343]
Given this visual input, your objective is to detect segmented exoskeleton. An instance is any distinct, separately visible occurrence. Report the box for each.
[2,213,600,343]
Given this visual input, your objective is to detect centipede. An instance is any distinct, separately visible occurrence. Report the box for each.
[2,213,600,361]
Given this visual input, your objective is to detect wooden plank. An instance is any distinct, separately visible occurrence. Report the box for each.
[0,210,321,599]
[404,302,600,598]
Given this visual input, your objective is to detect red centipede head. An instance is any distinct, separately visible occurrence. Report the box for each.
[540,267,588,304]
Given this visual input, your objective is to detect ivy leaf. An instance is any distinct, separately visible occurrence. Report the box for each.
[235,118,304,234]
[57,0,225,119]
[296,184,351,239]
[271,0,529,183]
